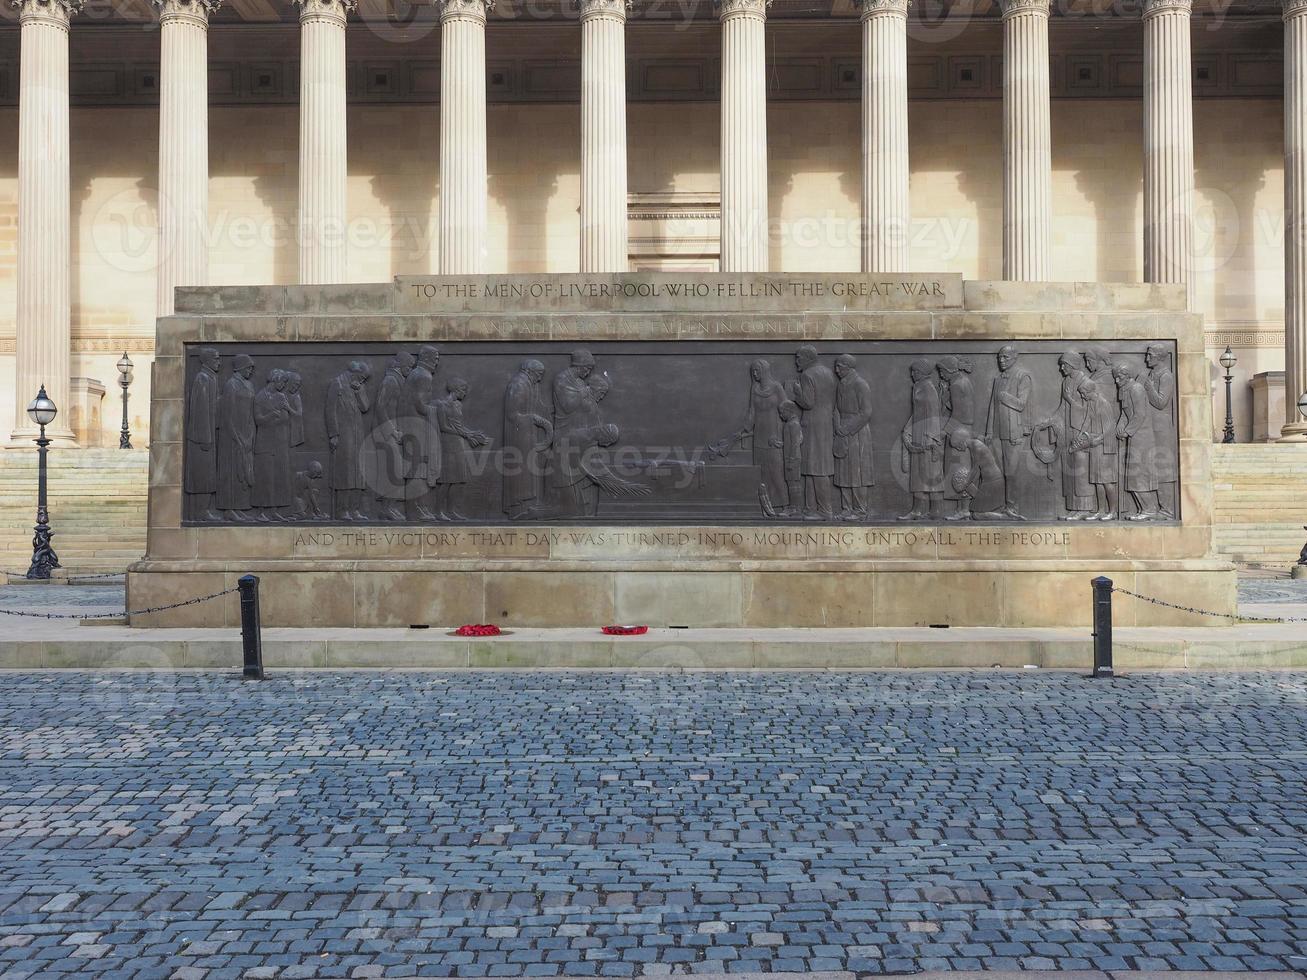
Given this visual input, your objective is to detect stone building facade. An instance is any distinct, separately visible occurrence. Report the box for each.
[0,0,1295,446]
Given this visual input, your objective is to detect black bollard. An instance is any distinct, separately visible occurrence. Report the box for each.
[1090,575,1114,679]
[238,574,264,680]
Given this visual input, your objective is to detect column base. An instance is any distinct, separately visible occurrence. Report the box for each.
[6,426,79,450]
[1277,423,1307,443]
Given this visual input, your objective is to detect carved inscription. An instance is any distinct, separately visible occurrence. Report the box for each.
[409,279,950,302]
[394,274,964,315]
[289,526,1079,559]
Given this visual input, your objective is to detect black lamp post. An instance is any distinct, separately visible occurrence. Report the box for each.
[25,386,61,581]
[117,352,134,449]
[1220,346,1237,444]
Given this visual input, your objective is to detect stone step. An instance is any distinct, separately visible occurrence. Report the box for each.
[0,450,149,574]
[0,624,1303,670]
[1212,523,1305,565]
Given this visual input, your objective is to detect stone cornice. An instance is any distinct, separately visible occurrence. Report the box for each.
[155,0,221,27]
[294,0,354,25]
[13,0,83,27]
[1142,0,1192,17]
[858,0,909,18]
[578,0,629,21]
[1285,0,1307,20]
[715,0,768,20]
[439,0,491,23]
[998,0,1049,18]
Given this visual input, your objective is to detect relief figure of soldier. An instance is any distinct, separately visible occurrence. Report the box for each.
[252,368,294,522]
[1076,376,1120,521]
[549,350,648,517]
[435,377,491,521]
[401,345,442,521]
[325,360,372,521]
[1051,351,1095,519]
[291,460,329,520]
[900,359,944,520]
[947,425,1003,521]
[503,359,553,520]
[216,353,257,522]
[550,350,610,515]
[1079,349,1121,519]
[185,347,222,521]
[286,370,305,448]
[790,345,836,521]
[710,358,789,517]
[985,345,1035,520]
[1084,346,1116,400]
[938,355,975,522]
[1114,361,1162,520]
[371,351,416,521]
[778,400,803,518]
[1144,343,1177,518]
[833,354,875,520]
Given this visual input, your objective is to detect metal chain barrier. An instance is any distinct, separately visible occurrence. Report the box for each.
[0,586,239,621]
[1,572,267,680]
[3,568,126,583]
[1111,585,1307,624]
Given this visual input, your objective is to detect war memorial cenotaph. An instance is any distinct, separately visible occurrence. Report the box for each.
[126,272,1236,633]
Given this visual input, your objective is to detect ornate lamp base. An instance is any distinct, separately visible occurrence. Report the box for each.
[26,524,60,580]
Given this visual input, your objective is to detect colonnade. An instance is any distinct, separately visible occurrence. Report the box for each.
[9,0,1307,440]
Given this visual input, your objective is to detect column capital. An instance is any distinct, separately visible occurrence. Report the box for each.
[1285,0,1307,20]
[998,0,1048,18]
[1142,0,1191,17]
[439,0,490,24]
[715,0,767,22]
[12,0,83,28]
[294,0,353,25]
[578,0,628,22]
[155,0,220,27]
[857,0,909,18]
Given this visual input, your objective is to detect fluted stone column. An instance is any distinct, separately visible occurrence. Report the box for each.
[718,0,769,272]
[580,0,629,273]
[156,0,218,317]
[10,0,81,447]
[1000,0,1052,282]
[860,0,910,273]
[296,0,353,285]
[1144,0,1195,312]
[438,0,489,275]
[1285,0,1307,440]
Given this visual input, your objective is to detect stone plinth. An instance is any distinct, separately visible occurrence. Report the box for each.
[130,273,1234,630]
[1252,371,1286,443]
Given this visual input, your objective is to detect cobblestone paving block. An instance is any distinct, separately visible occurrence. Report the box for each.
[0,671,1305,975]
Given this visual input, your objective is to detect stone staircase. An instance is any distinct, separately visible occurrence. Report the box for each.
[0,448,148,576]
[1212,444,1307,568]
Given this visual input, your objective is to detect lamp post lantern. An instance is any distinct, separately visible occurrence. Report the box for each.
[117,352,134,450]
[1219,346,1237,444]
[25,386,61,581]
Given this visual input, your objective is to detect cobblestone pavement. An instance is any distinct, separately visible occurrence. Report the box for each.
[0,583,125,616]
[1237,578,1307,605]
[2,671,1306,978]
